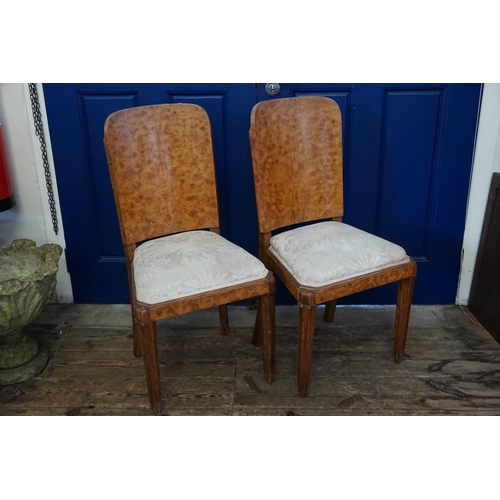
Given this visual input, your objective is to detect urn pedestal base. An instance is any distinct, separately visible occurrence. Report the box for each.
[0,329,50,385]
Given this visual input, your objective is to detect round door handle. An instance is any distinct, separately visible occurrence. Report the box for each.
[265,83,281,97]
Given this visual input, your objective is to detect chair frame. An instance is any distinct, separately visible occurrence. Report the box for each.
[104,103,275,414]
[249,96,416,397]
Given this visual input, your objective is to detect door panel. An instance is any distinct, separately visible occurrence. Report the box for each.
[44,83,481,304]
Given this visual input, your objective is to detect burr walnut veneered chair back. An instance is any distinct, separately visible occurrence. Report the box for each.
[250,96,417,397]
[104,103,275,415]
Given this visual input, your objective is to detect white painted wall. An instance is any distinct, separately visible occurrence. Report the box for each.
[0,83,73,302]
[457,83,500,305]
[0,82,497,305]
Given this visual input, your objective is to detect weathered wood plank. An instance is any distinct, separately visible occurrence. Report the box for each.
[64,326,356,352]
[59,328,500,364]
[5,406,498,416]
[0,407,149,416]
[62,327,134,350]
[23,323,70,352]
[232,408,500,416]
[52,349,238,377]
[1,406,232,416]
[351,326,500,349]
[236,350,500,379]
[232,369,500,412]
[64,326,252,352]
[235,373,500,398]
[0,374,234,411]
[232,392,500,412]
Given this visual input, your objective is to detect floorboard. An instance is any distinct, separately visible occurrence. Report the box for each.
[2,305,499,416]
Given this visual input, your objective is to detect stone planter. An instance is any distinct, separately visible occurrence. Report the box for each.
[0,239,62,385]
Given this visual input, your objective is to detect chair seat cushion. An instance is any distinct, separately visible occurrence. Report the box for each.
[133,230,268,304]
[269,221,410,287]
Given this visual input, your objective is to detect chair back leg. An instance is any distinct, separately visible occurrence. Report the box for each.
[252,298,262,347]
[219,304,229,336]
[132,312,142,358]
[324,299,338,323]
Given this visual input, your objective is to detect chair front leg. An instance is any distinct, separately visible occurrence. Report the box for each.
[394,276,415,363]
[298,303,317,397]
[259,290,275,384]
[138,319,162,415]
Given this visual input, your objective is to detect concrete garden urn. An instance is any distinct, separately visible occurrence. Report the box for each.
[0,239,62,385]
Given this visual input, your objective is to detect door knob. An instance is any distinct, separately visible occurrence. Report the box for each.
[265,83,281,97]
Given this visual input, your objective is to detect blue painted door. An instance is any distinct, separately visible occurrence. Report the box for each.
[43,83,481,304]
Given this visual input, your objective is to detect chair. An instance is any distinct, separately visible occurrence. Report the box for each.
[249,96,417,397]
[104,103,276,415]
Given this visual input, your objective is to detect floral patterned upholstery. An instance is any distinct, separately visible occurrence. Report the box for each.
[269,221,409,287]
[133,230,268,304]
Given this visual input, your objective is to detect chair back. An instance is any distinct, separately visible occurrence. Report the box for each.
[104,103,220,245]
[250,96,344,234]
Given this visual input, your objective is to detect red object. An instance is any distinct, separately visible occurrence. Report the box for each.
[0,123,14,211]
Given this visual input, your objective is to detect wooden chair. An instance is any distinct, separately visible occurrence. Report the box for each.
[249,96,417,397]
[104,103,276,415]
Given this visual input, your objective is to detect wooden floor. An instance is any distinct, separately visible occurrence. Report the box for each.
[1,304,500,416]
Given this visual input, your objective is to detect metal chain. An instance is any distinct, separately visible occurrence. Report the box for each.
[28,83,58,235]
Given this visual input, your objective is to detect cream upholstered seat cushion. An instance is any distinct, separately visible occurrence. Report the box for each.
[269,221,410,288]
[133,230,268,304]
